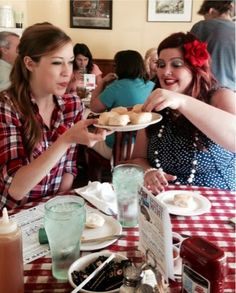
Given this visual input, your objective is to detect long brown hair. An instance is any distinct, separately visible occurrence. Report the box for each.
[73,43,94,73]
[0,23,72,156]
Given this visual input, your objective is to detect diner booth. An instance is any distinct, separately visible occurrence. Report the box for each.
[0,0,235,293]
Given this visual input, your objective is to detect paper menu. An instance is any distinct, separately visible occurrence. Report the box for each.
[138,186,175,281]
[10,204,50,264]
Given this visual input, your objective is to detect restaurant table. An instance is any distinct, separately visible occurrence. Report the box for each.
[10,185,235,293]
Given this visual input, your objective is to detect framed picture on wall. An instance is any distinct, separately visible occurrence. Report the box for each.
[70,0,112,29]
[147,0,192,22]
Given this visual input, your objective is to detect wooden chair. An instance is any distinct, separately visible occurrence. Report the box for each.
[84,147,111,182]
[113,130,136,166]
[85,130,137,182]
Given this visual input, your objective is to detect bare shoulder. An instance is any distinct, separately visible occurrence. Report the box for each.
[211,88,236,114]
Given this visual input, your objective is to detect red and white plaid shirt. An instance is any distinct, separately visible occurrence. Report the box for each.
[0,93,84,210]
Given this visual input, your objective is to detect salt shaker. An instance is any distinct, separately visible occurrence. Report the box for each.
[0,208,24,293]
[120,266,142,293]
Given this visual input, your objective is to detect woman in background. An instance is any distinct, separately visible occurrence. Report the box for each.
[129,32,236,193]
[66,43,102,94]
[90,49,155,159]
[144,47,158,83]
[0,23,107,209]
[190,0,235,91]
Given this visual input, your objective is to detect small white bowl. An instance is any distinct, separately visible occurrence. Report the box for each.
[68,250,128,293]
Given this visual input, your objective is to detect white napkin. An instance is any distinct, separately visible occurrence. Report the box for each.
[74,181,117,215]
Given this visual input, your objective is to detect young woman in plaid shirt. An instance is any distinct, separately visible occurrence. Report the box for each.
[0,23,107,209]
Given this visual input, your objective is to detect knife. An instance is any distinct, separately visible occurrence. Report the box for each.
[39,228,124,245]
[81,234,125,243]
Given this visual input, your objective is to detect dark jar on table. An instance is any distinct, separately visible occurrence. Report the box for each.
[180,236,227,293]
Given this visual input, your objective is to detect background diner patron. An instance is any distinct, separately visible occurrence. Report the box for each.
[90,49,155,159]
[190,0,235,91]
[66,43,102,94]
[0,31,20,91]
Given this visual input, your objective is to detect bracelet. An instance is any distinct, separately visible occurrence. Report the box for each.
[144,168,158,177]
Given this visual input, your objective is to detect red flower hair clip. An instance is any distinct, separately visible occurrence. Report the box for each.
[184,40,209,67]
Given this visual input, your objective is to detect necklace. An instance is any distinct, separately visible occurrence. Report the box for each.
[154,110,199,185]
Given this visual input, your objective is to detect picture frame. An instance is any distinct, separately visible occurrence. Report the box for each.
[70,0,112,29]
[147,0,192,22]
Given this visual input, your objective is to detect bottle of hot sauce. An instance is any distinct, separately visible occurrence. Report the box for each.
[180,236,227,293]
[0,208,24,293]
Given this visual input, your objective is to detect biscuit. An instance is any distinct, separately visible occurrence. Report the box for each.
[132,104,143,113]
[85,212,105,228]
[98,111,119,125]
[108,114,130,126]
[173,193,194,208]
[111,106,128,115]
[129,112,152,124]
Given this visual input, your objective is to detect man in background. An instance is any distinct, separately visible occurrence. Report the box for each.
[190,0,235,91]
[0,31,20,91]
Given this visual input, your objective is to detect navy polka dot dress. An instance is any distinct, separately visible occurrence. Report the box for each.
[147,111,236,191]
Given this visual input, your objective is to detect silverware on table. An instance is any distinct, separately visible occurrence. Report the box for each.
[81,234,125,243]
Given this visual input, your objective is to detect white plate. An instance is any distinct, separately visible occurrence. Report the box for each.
[81,208,122,251]
[157,190,211,216]
[94,113,162,132]
[68,251,127,292]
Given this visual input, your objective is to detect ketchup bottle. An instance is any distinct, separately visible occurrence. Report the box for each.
[180,236,227,293]
[0,208,24,293]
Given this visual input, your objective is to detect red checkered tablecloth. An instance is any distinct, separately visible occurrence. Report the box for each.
[11,185,235,293]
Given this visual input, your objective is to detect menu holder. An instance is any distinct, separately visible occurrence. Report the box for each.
[84,74,96,90]
[138,186,175,282]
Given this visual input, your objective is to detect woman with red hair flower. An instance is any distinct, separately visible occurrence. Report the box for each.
[128,32,236,193]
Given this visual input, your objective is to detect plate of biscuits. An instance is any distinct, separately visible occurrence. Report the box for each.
[157,190,211,216]
[94,105,162,132]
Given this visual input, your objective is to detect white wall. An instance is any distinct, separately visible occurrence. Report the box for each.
[0,0,203,58]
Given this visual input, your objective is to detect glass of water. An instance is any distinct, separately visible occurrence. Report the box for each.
[44,196,85,280]
[112,164,144,228]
